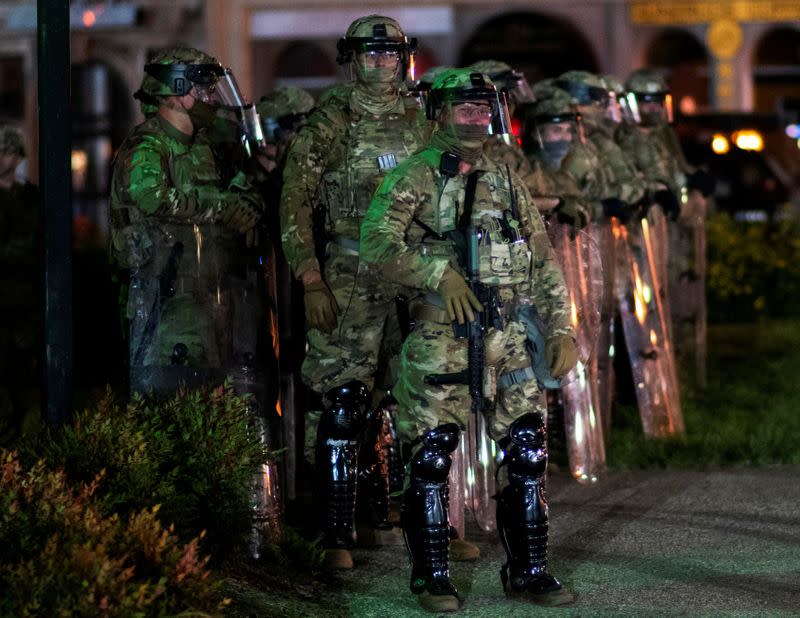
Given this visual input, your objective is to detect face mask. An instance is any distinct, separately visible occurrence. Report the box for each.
[187,99,218,130]
[541,140,572,169]
[454,124,490,143]
[360,65,400,84]
[640,111,664,127]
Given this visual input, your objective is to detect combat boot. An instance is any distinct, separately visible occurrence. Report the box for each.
[315,381,369,570]
[402,424,462,613]
[441,481,480,562]
[497,414,575,606]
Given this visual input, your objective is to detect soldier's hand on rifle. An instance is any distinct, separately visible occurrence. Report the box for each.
[436,266,484,326]
[545,334,578,378]
[302,270,340,333]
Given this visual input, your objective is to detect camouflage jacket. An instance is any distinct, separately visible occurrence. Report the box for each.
[109,114,262,270]
[279,85,427,279]
[562,122,648,217]
[616,124,691,195]
[361,145,574,339]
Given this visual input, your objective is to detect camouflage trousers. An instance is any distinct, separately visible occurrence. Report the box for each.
[302,247,402,461]
[393,312,546,443]
[302,246,399,395]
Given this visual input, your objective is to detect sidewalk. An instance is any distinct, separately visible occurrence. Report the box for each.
[338,467,800,616]
[227,467,800,617]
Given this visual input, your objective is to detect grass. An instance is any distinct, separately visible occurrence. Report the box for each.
[607,320,800,469]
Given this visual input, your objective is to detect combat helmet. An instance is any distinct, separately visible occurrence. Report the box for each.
[523,88,584,157]
[554,70,609,108]
[427,68,512,136]
[138,47,224,99]
[337,15,417,79]
[468,59,533,104]
[626,68,672,125]
[256,86,315,140]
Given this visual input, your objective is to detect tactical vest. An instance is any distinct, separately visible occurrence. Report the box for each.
[419,169,532,288]
[320,100,422,242]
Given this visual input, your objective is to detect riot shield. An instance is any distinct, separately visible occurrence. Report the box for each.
[448,432,467,541]
[126,219,282,555]
[464,412,498,531]
[615,218,684,437]
[590,222,619,438]
[546,223,605,483]
[669,194,707,389]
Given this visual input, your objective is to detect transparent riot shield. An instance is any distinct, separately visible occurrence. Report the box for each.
[547,223,605,483]
[448,432,467,541]
[126,218,282,555]
[590,222,619,438]
[615,218,684,437]
[464,412,498,531]
[669,194,707,389]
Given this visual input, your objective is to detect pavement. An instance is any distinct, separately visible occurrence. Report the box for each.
[331,467,800,617]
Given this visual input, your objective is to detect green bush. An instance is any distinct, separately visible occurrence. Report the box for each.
[0,451,227,616]
[32,382,271,559]
[706,213,800,321]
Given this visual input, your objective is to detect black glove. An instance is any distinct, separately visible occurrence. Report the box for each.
[654,189,681,221]
[687,169,715,198]
[601,197,633,224]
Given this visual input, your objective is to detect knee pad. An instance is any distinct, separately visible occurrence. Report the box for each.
[502,413,547,480]
[409,423,460,484]
[319,380,370,441]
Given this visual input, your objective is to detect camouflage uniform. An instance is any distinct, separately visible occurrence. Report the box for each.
[362,145,573,440]
[109,48,263,391]
[280,32,425,396]
[362,69,576,610]
[621,69,708,387]
[0,126,41,446]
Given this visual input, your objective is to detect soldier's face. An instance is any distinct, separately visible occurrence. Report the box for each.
[451,102,493,127]
[356,51,400,84]
[541,122,574,144]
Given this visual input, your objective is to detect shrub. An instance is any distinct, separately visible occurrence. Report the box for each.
[0,451,227,616]
[33,382,271,559]
[706,213,800,321]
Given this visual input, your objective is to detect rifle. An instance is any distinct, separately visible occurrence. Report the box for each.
[132,241,184,367]
[423,172,499,459]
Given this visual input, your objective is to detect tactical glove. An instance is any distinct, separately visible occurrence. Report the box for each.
[601,197,633,224]
[222,194,262,233]
[653,189,681,221]
[436,266,484,325]
[545,334,578,378]
[304,279,340,334]
[555,197,590,229]
[687,169,715,198]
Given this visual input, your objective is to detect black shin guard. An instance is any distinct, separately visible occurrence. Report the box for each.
[315,381,369,549]
[497,413,562,595]
[402,423,460,597]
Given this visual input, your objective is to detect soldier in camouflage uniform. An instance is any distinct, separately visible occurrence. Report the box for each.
[362,69,577,612]
[279,15,425,569]
[109,47,264,394]
[257,86,315,170]
[0,126,41,447]
[619,69,714,387]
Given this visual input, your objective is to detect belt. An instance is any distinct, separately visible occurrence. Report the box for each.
[412,302,451,324]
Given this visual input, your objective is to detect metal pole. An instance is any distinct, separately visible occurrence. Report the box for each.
[38,0,72,425]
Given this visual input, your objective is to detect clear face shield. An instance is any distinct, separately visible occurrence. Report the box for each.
[634,92,673,126]
[208,68,267,156]
[606,92,623,125]
[622,92,641,125]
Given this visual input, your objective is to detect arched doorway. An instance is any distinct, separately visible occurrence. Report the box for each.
[644,29,710,115]
[753,26,800,113]
[459,12,598,85]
